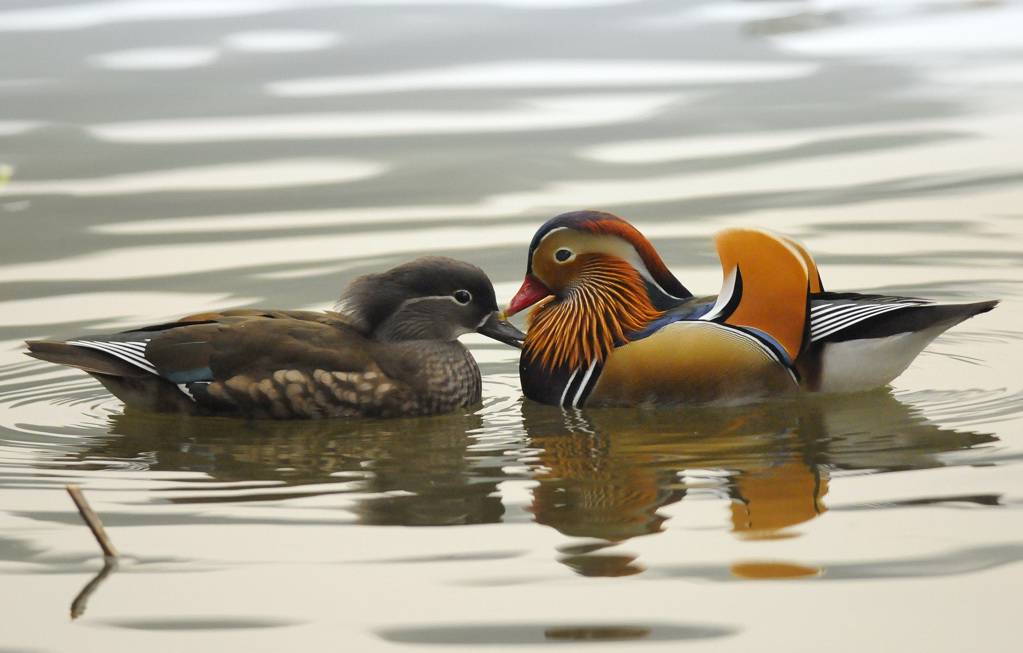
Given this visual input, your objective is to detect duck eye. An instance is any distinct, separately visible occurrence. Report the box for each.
[555,248,573,263]
[453,290,472,305]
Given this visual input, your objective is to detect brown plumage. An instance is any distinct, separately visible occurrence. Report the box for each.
[26,258,524,419]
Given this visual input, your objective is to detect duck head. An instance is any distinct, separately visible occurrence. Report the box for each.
[505,210,692,371]
[337,257,525,347]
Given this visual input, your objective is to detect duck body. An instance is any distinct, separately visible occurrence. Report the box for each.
[507,211,996,408]
[27,257,525,419]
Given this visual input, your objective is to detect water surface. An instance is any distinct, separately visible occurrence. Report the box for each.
[2,1,1023,651]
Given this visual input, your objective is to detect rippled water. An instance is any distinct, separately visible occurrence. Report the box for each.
[2,1,1023,651]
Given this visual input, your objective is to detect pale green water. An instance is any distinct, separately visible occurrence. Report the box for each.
[2,1,1023,651]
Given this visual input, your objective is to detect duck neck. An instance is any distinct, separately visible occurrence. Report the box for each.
[523,257,664,373]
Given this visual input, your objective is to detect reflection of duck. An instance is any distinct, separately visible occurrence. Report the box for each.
[520,391,995,575]
[27,258,523,419]
[505,211,997,407]
[729,459,826,540]
[522,406,684,543]
[94,409,506,526]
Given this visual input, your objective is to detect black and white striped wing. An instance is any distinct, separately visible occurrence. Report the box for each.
[809,295,932,343]
[66,338,159,375]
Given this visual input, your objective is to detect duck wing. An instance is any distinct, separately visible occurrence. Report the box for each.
[798,293,998,392]
[698,228,812,362]
[26,312,416,418]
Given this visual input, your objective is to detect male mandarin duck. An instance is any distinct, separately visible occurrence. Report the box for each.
[504,210,997,408]
[26,257,525,419]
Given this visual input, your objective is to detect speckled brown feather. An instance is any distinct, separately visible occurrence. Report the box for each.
[25,257,521,419]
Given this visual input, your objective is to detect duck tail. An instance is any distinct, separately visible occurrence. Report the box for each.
[25,340,149,377]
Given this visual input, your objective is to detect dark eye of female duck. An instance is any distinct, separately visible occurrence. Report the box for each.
[453,289,472,305]
[554,248,573,263]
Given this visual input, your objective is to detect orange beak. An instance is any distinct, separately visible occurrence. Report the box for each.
[505,274,553,318]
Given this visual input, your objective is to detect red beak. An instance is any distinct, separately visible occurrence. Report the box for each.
[505,274,553,318]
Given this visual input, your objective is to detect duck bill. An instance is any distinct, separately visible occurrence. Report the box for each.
[504,274,552,318]
[477,311,526,348]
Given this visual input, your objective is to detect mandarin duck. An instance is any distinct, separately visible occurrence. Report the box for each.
[26,257,524,419]
[505,211,997,408]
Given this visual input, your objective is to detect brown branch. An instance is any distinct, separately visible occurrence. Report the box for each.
[66,485,119,559]
[70,558,118,620]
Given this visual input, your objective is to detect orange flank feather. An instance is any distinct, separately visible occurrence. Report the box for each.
[713,229,811,360]
[524,254,663,373]
[590,321,798,407]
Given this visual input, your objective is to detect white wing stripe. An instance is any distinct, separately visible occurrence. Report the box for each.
[809,303,850,317]
[75,341,156,373]
[812,304,902,331]
[809,298,933,342]
[811,306,909,341]
[67,339,159,375]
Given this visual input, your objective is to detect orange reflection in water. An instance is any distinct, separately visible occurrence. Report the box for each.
[520,392,992,577]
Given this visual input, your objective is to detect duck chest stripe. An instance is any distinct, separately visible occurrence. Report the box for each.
[560,359,601,408]
[559,368,579,407]
[572,360,599,407]
[67,339,159,375]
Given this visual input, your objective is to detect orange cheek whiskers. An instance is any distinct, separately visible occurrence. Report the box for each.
[523,257,663,373]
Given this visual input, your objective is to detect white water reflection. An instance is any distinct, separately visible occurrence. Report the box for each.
[88,112,1023,240]
[929,63,1023,87]
[88,94,680,143]
[3,159,386,197]
[81,107,1023,237]
[0,122,40,136]
[0,223,539,282]
[0,0,292,32]
[91,33,344,72]
[90,47,220,70]
[579,116,991,164]
[773,4,1023,56]
[0,292,259,329]
[654,1,811,25]
[223,30,342,52]
[93,205,505,235]
[0,0,640,32]
[268,59,819,97]
[14,196,1014,294]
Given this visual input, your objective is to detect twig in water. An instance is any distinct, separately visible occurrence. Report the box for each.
[66,485,119,559]
[70,558,118,620]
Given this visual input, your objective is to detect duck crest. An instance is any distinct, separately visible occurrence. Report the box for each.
[523,255,663,374]
[530,210,692,300]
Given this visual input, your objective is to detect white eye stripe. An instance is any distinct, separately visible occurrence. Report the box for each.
[403,294,473,307]
[537,226,684,299]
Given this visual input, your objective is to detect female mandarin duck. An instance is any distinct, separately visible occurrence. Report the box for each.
[26,257,525,419]
[504,210,997,408]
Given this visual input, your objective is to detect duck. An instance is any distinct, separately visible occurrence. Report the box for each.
[504,210,997,408]
[26,257,525,419]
